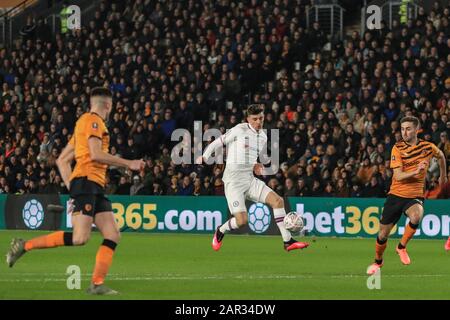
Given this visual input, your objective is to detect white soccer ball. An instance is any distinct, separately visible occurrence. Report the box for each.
[284,211,304,233]
[22,199,44,229]
[248,203,271,233]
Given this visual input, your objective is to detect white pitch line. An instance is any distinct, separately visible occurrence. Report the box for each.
[0,274,448,282]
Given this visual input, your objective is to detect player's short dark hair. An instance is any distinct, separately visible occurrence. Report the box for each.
[90,87,112,99]
[246,104,264,116]
[400,116,420,128]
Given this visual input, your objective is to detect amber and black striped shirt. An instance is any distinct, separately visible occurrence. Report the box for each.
[69,112,110,187]
[389,139,440,198]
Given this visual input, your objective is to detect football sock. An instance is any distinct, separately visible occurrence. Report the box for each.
[215,228,225,242]
[399,222,419,248]
[92,239,117,286]
[24,231,73,251]
[219,217,238,233]
[284,238,297,245]
[274,208,292,242]
[375,236,387,262]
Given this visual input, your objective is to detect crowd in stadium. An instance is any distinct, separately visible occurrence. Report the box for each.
[0,0,449,198]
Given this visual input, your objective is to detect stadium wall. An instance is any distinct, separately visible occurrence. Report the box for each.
[0,195,449,239]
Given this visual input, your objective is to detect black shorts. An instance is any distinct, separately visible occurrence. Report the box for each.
[69,177,112,217]
[380,194,424,225]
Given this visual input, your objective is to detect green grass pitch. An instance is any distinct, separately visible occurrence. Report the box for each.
[0,230,449,299]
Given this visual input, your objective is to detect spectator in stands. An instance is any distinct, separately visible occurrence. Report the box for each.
[116,176,131,195]
[438,132,450,161]
[283,178,297,197]
[178,176,193,196]
[0,0,449,200]
[130,175,144,196]
[166,176,179,195]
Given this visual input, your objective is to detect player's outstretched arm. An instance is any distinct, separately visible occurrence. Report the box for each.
[88,137,144,171]
[393,162,427,181]
[200,137,224,165]
[56,143,75,190]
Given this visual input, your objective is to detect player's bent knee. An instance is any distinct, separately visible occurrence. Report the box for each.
[235,213,247,226]
[408,209,423,225]
[72,235,90,246]
[377,232,389,242]
[408,204,423,217]
[237,217,247,226]
[109,231,121,244]
[267,194,284,208]
[378,226,391,240]
[274,196,284,208]
[409,215,422,225]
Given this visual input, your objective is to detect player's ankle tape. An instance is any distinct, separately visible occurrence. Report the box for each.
[63,232,73,246]
[102,239,117,251]
[408,222,419,229]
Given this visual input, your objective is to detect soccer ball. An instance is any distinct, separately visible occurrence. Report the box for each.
[248,203,271,234]
[284,211,304,233]
[22,199,44,229]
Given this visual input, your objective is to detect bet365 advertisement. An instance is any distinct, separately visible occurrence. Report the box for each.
[61,195,226,233]
[287,198,450,239]
[0,195,449,239]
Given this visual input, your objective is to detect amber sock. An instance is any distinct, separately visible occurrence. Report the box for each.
[399,222,419,248]
[92,239,117,285]
[24,231,73,251]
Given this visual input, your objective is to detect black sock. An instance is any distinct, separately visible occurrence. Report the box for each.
[216,227,224,242]
[376,237,387,245]
[284,238,296,244]
[375,259,383,265]
[408,222,419,229]
[63,232,73,246]
[398,243,405,249]
[102,239,117,251]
